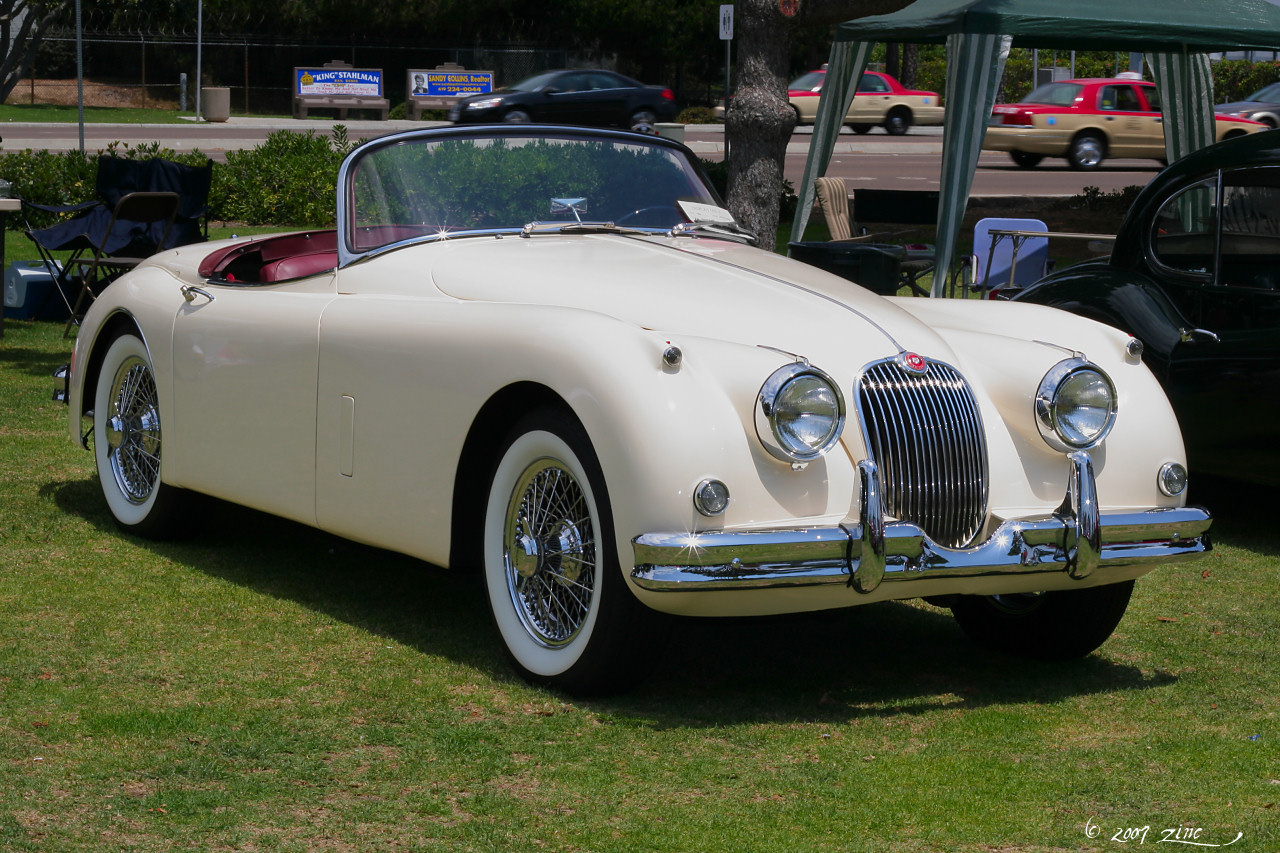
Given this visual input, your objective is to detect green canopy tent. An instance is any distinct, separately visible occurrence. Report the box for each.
[790,0,1280,297]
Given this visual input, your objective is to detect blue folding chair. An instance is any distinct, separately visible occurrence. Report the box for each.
[968,217,1050,293]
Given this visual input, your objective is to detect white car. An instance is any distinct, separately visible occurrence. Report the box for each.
[62,126,1211,694]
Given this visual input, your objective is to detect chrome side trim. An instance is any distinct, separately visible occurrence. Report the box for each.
[631,453,1211,592]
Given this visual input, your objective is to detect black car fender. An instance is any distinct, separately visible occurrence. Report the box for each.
[1012,264,1190,374]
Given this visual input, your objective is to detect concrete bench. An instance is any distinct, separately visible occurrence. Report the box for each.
[293,95,390,120]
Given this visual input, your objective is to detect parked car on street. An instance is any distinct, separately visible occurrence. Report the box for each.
[1008,129,1280,484]
[1215,80,1280,128]
[61,125,1210,694]
[447,69,675,132]
[984,76,1264,169]
[787,68,944,134]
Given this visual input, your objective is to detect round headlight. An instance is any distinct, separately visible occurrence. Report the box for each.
[756,363,846,463]
[1035,358,1117,452]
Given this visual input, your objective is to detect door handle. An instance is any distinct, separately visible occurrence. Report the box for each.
[181,285,215,303]
[1179,327,1220,344]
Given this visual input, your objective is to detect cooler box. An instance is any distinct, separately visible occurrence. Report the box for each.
[787,241,905,295]
[3,261,69,321]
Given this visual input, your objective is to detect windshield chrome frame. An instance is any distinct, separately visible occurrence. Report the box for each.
[335,124,718,269]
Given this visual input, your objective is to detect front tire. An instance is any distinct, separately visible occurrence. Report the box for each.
[949,580,1134,660]
[504,108,532,123]
[628,109,657,133]
[482,410,665,694]
[93,333,191,538]
[1067,132,1106,170]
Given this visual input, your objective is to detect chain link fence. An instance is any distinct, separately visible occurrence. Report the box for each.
[12,32,717,116]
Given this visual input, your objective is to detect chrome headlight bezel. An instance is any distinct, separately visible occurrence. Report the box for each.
[755,362,846,463]
[1035,357,1118,452]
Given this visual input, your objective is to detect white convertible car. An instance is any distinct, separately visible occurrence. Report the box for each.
[62,126,1211,694]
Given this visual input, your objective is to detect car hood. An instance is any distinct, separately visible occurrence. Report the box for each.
[423,233,950,366]
[1215,100,1270,112]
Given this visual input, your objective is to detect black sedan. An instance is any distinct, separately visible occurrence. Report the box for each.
[1009,129,1280,485]
[448,69,676,132]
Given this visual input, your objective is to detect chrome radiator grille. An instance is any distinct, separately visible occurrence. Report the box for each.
[856,358,989,549]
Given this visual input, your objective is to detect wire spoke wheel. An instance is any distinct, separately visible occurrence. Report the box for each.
[482,411,668,694]
[504,459,597,648]
[93,332,192,538]
[105,355,162,504]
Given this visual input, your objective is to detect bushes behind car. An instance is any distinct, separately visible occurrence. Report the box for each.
[1,127,358,230]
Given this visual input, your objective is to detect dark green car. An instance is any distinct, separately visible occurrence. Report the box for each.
[1011,129,1280,485]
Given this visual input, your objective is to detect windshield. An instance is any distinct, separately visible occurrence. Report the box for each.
[1247,81,1280,102]
[344,131,724,254]
[789,71,825,92]
[1021,82,1083,107]
[503,71,561,93]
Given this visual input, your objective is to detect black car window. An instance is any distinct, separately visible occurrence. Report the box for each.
[588,72,625,90]
[1098,85,1142,112]
[556,73,589,93]
[858,73,889,93]
[1218,168,1280,289]
[1151,177,1218,279]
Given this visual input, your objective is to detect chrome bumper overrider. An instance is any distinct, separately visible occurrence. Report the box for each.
[631,452,1212,593]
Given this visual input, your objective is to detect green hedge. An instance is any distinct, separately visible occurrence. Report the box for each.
[0,127,358,232]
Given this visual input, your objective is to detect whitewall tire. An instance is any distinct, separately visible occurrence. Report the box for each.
[482,410,664,694]
[93,333,189,538]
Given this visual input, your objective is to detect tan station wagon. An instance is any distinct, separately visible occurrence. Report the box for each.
[984,77,1263,169]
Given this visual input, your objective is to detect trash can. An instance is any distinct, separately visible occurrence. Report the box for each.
[655,122,685,143]
[201,86,231,122]
[787,241,905,295]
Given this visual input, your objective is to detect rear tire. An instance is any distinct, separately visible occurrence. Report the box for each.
[850,123,873,135]
[884,108,912,136]
[93,332,193,538]
[482,410,667,695]
[949,581,1134,660]
[1010,150,1044,168]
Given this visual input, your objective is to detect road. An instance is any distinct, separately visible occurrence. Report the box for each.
[0,118,1162,199]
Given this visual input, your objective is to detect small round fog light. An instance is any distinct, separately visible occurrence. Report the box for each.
[693,479,730,517]
[1158,462,1188,497]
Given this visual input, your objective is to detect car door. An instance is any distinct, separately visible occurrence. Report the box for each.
[849,72,891,124]
[1095,83,1152,158]
[583,71,633,125]
[168,278,335,525]
[540,72,594,124]
[1150,170,1280,480]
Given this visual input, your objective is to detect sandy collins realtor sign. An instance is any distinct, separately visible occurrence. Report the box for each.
[296,68,384,97]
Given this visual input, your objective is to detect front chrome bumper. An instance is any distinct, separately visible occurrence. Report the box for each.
[631,452,1212,593]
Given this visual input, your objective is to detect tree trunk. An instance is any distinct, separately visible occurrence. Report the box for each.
[725,0,916,248]
[725,0,795,247]
[902,43,919,88]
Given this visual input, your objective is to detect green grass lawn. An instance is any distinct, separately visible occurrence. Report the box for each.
[0,104,201,125]
[2,311,1278,851]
